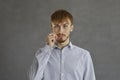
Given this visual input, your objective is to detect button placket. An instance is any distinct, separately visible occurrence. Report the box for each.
[60,49,65,80]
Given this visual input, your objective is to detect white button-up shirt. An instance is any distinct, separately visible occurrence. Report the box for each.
[28,42,96,80]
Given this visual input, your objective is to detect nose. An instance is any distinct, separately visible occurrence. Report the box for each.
[58,26,64,33]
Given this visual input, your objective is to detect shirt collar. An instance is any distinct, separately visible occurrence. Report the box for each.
[69,41,73,49]
[53,41,73,49]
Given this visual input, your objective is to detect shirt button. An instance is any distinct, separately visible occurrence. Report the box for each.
[61,73,64,76]
[62,61,64,64]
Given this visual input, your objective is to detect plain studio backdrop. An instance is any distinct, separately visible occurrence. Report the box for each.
[0,0,120,80]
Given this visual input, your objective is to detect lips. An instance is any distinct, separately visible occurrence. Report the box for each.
[57,34,65,39]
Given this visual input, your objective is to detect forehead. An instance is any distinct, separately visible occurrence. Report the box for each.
[51,18,71,25]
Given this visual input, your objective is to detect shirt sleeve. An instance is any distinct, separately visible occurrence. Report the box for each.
[83,51,96,80]
[27,56,38,80]
[28,45,53,80]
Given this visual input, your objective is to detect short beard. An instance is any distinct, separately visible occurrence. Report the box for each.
[57,36,69,43]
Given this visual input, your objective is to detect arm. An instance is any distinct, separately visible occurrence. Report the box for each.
[27,56,38,80]
[28,45,53,80]
[83,52,96,80]
[28,32,56,80]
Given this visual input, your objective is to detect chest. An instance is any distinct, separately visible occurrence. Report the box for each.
[46,49,83,73]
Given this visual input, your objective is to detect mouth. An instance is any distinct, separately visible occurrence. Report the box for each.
[57,34,65,40]
[56,34,69,43]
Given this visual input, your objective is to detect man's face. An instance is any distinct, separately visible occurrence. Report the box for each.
[51,18,73,43]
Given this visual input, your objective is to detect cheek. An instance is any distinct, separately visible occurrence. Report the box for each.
[64,31,71,37]
[66,30,71,35]
[52,29,58,33]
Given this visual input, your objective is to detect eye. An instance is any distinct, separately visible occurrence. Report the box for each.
[54,25,59,28]
[63,24,68,28]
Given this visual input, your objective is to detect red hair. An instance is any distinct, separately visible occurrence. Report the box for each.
[51,9,73,24]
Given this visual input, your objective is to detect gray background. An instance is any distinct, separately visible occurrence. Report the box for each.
[0,0,120,80]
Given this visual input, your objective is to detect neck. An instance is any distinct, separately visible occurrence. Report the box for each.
[56,38,70,49]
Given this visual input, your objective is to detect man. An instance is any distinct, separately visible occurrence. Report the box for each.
[28,9,96,80]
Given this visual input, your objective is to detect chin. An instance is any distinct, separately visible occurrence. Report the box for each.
[57,40,66,43]
[57,37,69,43]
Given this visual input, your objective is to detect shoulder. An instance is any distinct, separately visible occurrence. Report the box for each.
[72,45,93,64]
[72,44,90,57]
[34,45,52,57]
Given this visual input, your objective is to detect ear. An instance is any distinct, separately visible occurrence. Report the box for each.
[71,25,74,32]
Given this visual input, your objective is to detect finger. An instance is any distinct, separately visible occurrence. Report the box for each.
[52,33,57,39]
[48,36,55,40]
[49,33,54,37]
[49,34,56,39]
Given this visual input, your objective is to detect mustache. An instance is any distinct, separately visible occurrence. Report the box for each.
[57,33,65,36]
